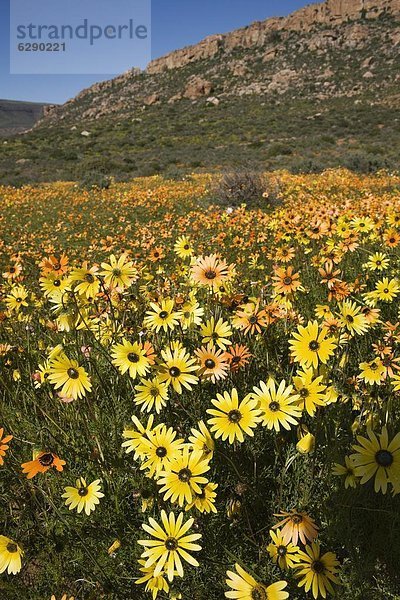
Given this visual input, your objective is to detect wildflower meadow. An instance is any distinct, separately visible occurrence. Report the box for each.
[1,169,400,599]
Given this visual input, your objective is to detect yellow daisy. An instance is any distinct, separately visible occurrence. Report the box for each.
[0,536,23,574]
[267,528,300,570]
[157,446,210,506]
[289,321,336,369]
[295,541,340,599]
[350,426,400,493]
[158,347,199,394]
[184,482,218,514]
[47,353,92,400]
[140,425,184,478]
[100,253,137,289]
[292,367,327,416]
[252,379,301,432]
[62,477,104,515]
[144,299,180,333]
[134,377,169,414]
[112,339,151,380]
[225,563,288,600]
[138,510,202,582]
[207,388,261,444]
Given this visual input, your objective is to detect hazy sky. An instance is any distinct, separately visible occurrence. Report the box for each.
[0,0,310,104]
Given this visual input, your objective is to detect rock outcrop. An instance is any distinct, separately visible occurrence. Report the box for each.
[147,0,400,74]
[183,77,213,100]
[30,0,400,128]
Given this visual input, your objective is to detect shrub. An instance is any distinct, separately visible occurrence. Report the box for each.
[342,152,395,174]
[79,171,112,190]
[211,169,281,210]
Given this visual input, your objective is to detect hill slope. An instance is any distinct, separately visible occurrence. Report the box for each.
[0,99,50,137]
[1,0,400,184]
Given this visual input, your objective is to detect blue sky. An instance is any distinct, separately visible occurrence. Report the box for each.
[0,0,309,104]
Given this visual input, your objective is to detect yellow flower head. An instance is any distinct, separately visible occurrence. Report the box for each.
[62,477,104,515]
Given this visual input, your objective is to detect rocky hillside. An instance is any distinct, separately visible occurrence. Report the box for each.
[1,0,400,184]
[0,100,50,137]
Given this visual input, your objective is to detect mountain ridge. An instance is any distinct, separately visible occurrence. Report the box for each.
[146,0,400,74]
[1,0,399,184]
[0,99,50,137]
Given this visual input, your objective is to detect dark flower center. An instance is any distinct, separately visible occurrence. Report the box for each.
[375,449,393,467]
[169,366,181,377]
[127,353,139,363]
[309,340,320,351]
[156,446,167,458]
[39,453,54,466]
[249,316,258,324]
[159,311,168,319]
[231,356,241,364]
[78,487,88,497]
[205,269,216,280]
[277,545,287,556]
[251,585,267,600]
[228,409,242,423]
[299,388,309,398]
[205,358,216,369]
[283,277,293,285]
[312,559,325,574]
[291,514,303,524]
[141,488,152,500]
[6,543,18,553]
[383,288,389,294]
[54,280,61,287]
[369,362,378,371]
[150,387,159,398]
[67,368,79,379]
[269,401,280,412]
[178,468,192,482]
[346,315,354,323]
[184,244,190,250]
[165,537,178,551]
[112,268,122,277]
[85,273,95,283]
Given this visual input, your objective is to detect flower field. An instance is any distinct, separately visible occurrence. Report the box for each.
[1,169,400,599]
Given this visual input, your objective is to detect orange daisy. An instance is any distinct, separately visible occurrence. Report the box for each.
[191,254,229,289]
[21,451,66,479]
[0,428,13,466]
[149,247,164,262]
[2,263,22,280]
[383,229,400,248]
[232,302,269,335]
[224,344,252,372]
[273,510,319,545]
[39,254,69,276]
[272,266,301,295]
[195,343,229,382]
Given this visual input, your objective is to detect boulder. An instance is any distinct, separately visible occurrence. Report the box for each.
[183,77,213,100]
[143,94,160,106]
[206,96,220,106]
